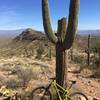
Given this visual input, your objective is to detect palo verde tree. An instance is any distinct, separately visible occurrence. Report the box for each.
[42,0,79,89]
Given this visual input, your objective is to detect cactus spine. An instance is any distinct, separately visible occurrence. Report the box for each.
[42,0,79,89]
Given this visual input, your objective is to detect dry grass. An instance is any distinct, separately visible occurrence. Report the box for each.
[0,35,99,99]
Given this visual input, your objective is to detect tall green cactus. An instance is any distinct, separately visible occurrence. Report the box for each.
[87,34,90,66]
[85,34,90,66]
[42,0,79,90]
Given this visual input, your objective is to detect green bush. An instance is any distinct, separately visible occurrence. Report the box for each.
[36,46,44,59]
[94,58,100,67]
[90,43,100,67]
[73,55,85,65]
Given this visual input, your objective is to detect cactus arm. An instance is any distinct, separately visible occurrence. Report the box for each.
[42,0,57,44]
[63,0,79,50]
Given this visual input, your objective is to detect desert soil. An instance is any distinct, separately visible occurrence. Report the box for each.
[0,56,100,100]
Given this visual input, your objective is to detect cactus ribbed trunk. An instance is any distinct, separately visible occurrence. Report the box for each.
[56,18,67,99]
[56,42,67,87]
[56,18,67,87]
[42,0,79,99]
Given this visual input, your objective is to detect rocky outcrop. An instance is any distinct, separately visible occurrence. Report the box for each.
[14,28,47,42]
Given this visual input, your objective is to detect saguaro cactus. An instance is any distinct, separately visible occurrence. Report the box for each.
[87,34,90,66]
[88,34,90,66]
[42,0,79,89]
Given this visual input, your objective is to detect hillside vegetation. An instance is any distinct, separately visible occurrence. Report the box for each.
[0,28,100,99]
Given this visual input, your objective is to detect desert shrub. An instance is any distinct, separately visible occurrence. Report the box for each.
[0,64,12,71]
[94,58,100,67]
[73,55,85,65]
[11,65,37,87]
[5,76,22,88]
[90,43,100,67]
[23,46,34,57]
[47,48,52,59]
[20,94,28,100]
[36,46,44,59]
[17,68,33,87]
[0,73,7,86]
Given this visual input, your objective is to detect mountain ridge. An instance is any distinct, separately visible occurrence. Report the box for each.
[0,29,25,39]
[78,30,100,36]
[0,29,100,39]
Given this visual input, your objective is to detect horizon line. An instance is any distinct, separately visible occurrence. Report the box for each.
[0,28,100,31]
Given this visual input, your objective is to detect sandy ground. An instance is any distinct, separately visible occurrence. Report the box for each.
[0,57,100,100]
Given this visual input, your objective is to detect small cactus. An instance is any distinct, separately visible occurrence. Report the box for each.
[85,34,90,66]
[36,46,44,59]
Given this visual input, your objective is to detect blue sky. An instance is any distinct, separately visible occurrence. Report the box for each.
[0,0,100,30]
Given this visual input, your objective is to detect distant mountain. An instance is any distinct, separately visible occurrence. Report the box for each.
[0,29,100,40]
[14,28,46,42]
[78,30,100,36]
[0,29,25,39]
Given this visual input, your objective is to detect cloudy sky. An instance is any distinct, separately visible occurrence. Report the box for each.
[0,0,100,30]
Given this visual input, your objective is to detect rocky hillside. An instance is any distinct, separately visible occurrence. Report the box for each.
[14,28,100,51]
[14,28,46,42]
[0,28,100,58]
[0,28,100,99]
[0,28,54,57]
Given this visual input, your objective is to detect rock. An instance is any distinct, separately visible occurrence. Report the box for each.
[68,65,80,73]
[88,96,93,100]
[3,96,11,100]
[93,97,99,100]
[89,90,94,93]
[80,68,93,78]
[88,80,91,84]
